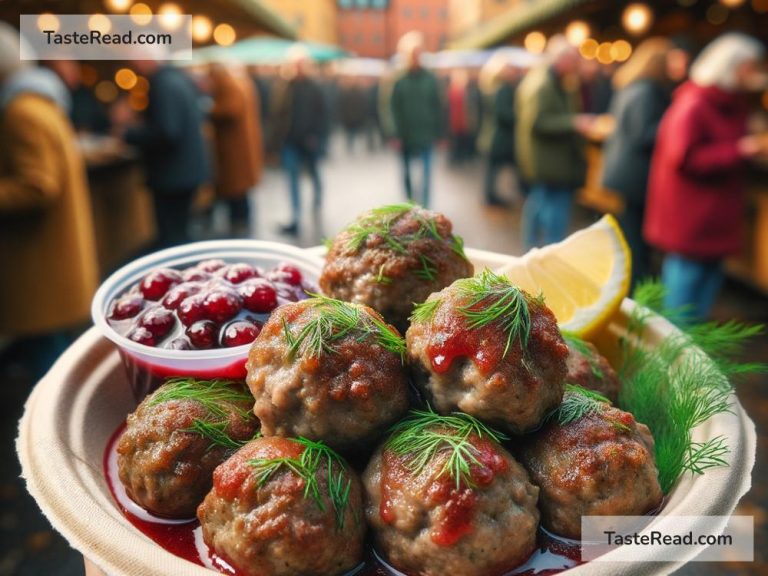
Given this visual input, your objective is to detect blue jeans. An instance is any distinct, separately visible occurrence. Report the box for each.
[662,254,723,323]
[522,184,573,250]
[401,146,433,207]
[282,144,322,226]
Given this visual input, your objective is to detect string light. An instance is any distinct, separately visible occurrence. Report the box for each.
[191,15,213,43]
[129,3,152,26]
[94,81,118,103]
[565,21,590,46]
[158,3,184,31]
[596,42,613,64]
[104,0,133,12]
[37,13,60,33]
[88,14,112,34]
[213,23,236,46]
[610,40,633,62]
[622,3,653,35]
[524,31,547,54]
[115,68,138,90]
[580,38,598,60]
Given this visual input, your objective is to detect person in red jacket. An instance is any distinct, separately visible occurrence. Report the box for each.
[644,33,767,322]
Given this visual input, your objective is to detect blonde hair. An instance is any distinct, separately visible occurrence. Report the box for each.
[613,37,672,89]
[689,33,764,91]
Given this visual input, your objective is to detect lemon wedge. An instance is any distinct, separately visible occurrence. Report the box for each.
[496,215,631,339]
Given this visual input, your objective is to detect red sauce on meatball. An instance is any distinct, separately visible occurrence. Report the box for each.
[427,313,508,376]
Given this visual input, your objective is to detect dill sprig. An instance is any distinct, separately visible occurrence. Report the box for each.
[340,204,468,275]
[151,378,254,420]
[553,384,611,426]
[619,280,766,493]
[386,408,508,490]
[563,331,604,379]
[410,297,441,323]
[248,437,352,528]
[283,295,405,360]
[183,420,259,451]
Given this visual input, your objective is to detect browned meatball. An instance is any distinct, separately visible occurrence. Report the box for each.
[117,378,258,518]
[519,396,663,539]
[320,204,473,331]
[246,296,409,453]
[406,270,568,434]
[364,412,539,576]
[564,336,621,402]
[198,436,365,576]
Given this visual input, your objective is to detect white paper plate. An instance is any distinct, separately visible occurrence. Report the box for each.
[17,248,756,576]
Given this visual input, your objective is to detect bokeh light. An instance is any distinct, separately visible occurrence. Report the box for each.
[706,3,729,24]
[213,23,236,47]
[158,3,184,31]
[524,31,547,54]
[134,76,150,94]
[81,65,99,87]
[565,21,590,46]
[104,0,133,12]
[753,0,768,13]
[191,15,213,43]
[115,68,138,90]
[37,13,60,33]
[610,40,633,62]
[94,80,119,103]
[129,91,149,111]
[88,14,112,34]
[622,3,654,35]
[579,38,598,60]
[129,3,153,26]
[596,42,614,65]
[719,0,745,6]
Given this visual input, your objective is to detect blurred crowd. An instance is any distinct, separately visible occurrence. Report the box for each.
[1,22,768,376]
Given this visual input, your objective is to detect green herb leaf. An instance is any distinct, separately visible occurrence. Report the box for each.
[562,331,604,379]
[619,280,766,493]
[553,384,611,426]
[283,295,405,360]
[455,269,533,358]
[183,419,258,451]
[248,437,352,529]
[410,298,441,323]
[150,378,253,420]
[414,254,438,281]
[386,408,508,490]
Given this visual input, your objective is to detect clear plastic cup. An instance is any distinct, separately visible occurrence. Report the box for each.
[91,240,324,402]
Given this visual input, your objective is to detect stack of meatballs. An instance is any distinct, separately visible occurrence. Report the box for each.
[117,204,663,576]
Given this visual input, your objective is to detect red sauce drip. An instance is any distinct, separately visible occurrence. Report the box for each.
[430,484,477,547]
[426,311,509,376]
[104,422,586,576]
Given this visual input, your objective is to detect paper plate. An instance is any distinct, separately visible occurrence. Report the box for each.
[17,248,756,576]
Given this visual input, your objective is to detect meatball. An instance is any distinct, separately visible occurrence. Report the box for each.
[117,378,258,518]
[519,395,663,539]
[198,436,365,576]
[246,296,409,453]
[364,412,539,576]
[320,204,473,331]
[564,337,621,402]
[406,270,568,434]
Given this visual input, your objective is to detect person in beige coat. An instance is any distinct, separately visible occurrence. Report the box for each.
[0,23,99,376]
[209,63,263,237]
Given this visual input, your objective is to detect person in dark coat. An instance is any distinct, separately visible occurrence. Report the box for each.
[515,36,594,249]
[484,62,521,206]
[601,38,673,288]
[270,49,327,236]
[338,76,370,153]
[390,32,443,207]
[644,33,767,321]
[118,58,209,248]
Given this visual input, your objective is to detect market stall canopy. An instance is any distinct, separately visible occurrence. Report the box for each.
[191,37,348,64]
[0,0,296,42]
[450,0,598,50]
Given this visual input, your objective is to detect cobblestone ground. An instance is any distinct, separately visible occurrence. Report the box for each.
[1,137,765,575]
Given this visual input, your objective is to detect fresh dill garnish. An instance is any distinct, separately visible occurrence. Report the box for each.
[340,204,468,273]
[248,437,352,528]
[386,408,508,490]
[455,269,533,358]
[415,254,438,281]
[562,332,604,379]
[375,264,392,284]
[151,378,254,420]
[183,420,259,451]
[619,280,766,493]
[283,295,405,360]
[410,298,441,323]
[552,384,611,426]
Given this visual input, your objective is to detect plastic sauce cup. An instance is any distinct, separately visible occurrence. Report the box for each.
[91,240,324,402]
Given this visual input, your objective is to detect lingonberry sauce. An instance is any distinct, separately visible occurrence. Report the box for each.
[105,424,584,576]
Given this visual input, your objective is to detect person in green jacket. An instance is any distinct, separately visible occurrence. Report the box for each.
[516,36,594,249]
[390,32,443,207]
